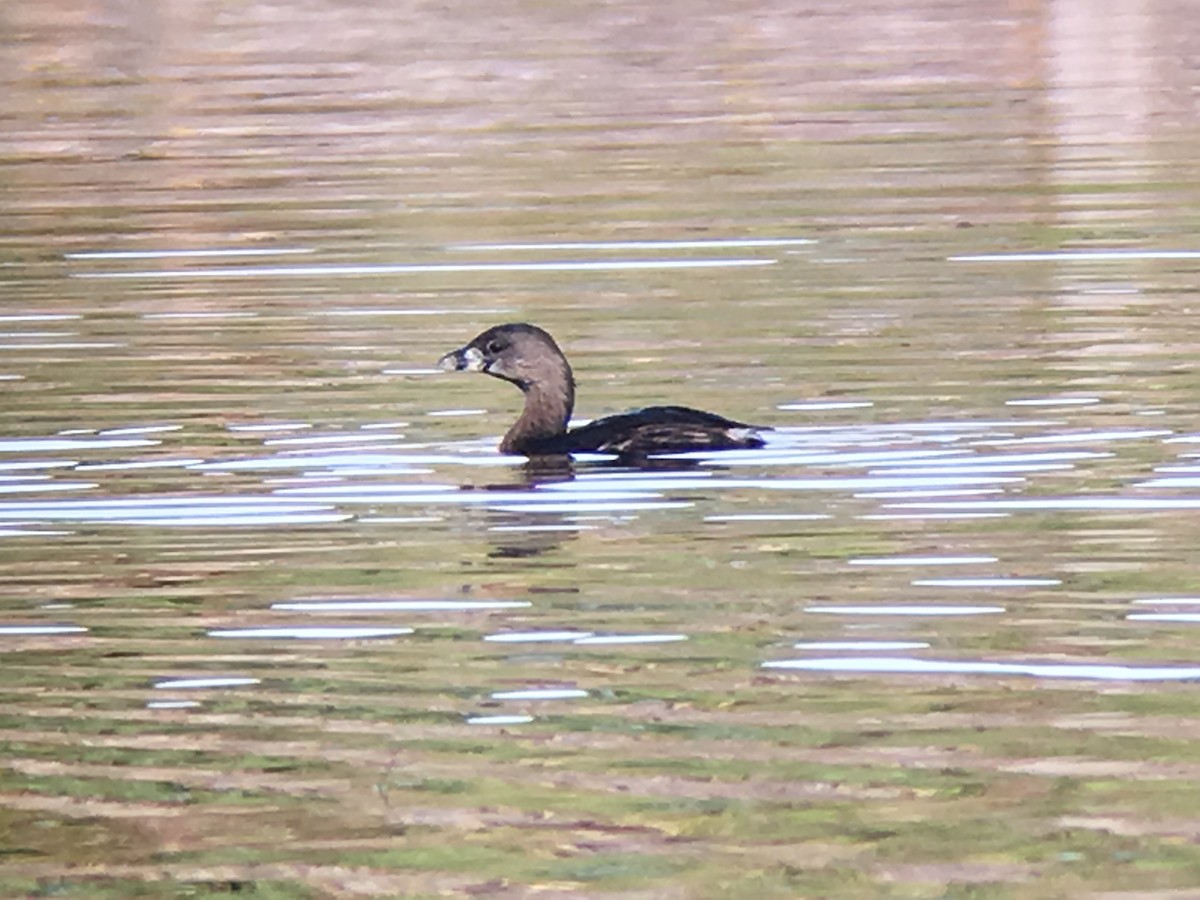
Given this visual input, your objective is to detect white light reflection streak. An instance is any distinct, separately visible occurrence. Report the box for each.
[452,238,813,251]
[951,251,1200,262]
[765,656,1200,681]
[67,248,316,260]
[74,259,779,279]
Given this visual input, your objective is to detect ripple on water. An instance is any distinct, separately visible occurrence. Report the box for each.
[891,497,1200,512]
[573,633,688,645]
[549,474,1024,493]
[143,312,261,321]
[853,488,1007,500]
[1127,598,1200,624]
[866,451,1111,468]
[271,599,531,612]
[0,624,88,635]
[193,454,453,473]
[0,314,81,322]
[488,523,597,533]
[66,247,317,261]
[490,688,589,700]
[777,401,875,411]
[705,513,832,522]
[484,631,596,643]
[263,432,405,447]
[0,496,351,527]
[226,423,312,434]
[208,626,415,640]
[0,437,159,453]
[449,237,814,251]
[910,578,1061,588]
[764,656,1200,682]
[491,500,692,514]
[152,677,261,690]
[805,605,1006,617]
[1006,397,1103,407]
[73,257,779,280]
[950,250,1200,263]
[466,715,535,726]
[848,556,998,566]
[75,458,206,472]
[982,429,1172,448]
[793,641,932,651]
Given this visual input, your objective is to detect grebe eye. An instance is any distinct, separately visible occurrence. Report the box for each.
[486,339,504,354]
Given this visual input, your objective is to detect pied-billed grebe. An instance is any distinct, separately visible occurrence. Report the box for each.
[437,323,767,457]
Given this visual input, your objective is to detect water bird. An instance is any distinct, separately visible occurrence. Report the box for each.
[437,323,767,457]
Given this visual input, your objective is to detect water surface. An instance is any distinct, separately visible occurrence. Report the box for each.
[4,1,1200,896]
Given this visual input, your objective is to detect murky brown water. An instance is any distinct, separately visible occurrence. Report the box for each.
[5,1,1200,896]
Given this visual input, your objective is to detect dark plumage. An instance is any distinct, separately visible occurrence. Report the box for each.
[437,323,767,457]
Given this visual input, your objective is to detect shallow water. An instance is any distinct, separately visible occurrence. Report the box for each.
[5,1,1200,897]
